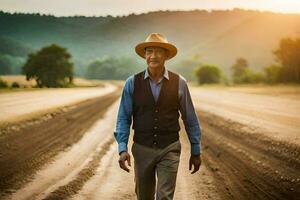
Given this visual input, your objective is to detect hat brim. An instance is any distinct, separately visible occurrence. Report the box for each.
[135,42,177,60]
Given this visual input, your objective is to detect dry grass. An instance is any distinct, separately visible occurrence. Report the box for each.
[0,75,36,87]
[0,75,107,93]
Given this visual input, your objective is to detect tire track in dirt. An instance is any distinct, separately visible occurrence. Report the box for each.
[71,138,136,200]
[198,110,300,200]
[3,86,299,200]
[6,99,121,200]
[71,123,221,200]
[174,126,221,200]
[191,87,300,144]
[0,89,121,198]
[43,137,115,200]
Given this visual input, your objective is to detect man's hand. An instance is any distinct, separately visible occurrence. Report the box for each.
[189,154,202,174]
[118,151,131,173]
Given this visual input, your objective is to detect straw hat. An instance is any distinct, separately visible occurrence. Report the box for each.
[135,33,177,60]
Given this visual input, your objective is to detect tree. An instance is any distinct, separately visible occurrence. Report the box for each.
[231,57,249,83]
[244,69,264,83]
[264,64,282,84]
[22,44,73,87]
[195,64,222,84]
[86,58,117,80]
[0,36,33,57]
[0,78,8,88]
[273,38,300,83]
[230,57,264,84]
[85,56,140,80]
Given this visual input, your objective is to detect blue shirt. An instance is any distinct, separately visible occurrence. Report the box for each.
[114,67,202,155]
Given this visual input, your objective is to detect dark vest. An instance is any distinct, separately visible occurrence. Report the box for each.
[132,69,181,148]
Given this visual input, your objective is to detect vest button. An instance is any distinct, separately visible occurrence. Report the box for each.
[153,141,157,145]
[154,126,158,129]
[154,118,158,121]
[155,110,158,113]
[154,134,157,137]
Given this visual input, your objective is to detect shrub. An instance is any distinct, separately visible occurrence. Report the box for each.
[195,64,222,84]
[0,78,8,88]
[11,81,20,88]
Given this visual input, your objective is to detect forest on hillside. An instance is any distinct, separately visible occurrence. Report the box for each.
[1,9,300,81]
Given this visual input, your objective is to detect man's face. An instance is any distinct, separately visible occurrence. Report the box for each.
[145,46,169,69]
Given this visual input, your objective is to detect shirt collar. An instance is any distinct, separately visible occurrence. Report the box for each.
[144,67,169,81]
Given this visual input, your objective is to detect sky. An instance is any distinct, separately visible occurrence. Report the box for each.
[0,0,300,17]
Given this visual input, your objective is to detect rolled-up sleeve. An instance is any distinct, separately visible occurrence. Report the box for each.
[178,76,202,155]
[114,75,134,154]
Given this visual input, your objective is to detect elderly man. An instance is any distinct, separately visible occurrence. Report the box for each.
[114,33,202,200]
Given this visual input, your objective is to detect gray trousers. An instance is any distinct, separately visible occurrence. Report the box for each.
[131,140,181,200]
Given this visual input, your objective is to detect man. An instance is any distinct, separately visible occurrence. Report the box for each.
[114,33,202,200]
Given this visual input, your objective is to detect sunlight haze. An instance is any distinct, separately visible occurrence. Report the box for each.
[0,0,299,16]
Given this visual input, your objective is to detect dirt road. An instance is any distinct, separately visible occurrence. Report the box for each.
[0,85,299,199]
[190,86,300,145]
[0,82,117,125]
[199,110,300,199]
[0,97,220,200]
[0,89,121,198]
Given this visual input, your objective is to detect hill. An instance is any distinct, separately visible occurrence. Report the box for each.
[1,9,299,80]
